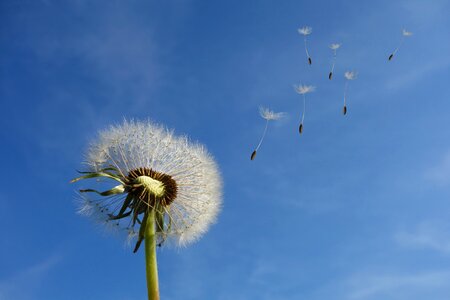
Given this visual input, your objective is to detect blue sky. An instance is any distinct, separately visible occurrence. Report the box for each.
[1,0,450,299]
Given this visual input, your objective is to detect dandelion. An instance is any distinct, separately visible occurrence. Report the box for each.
[250,107,285,160]
[328,43,341,80]
[342,71,357,115]
[388,29,413,61]
[71,120,222,300]
[294,84,316,134]
[298,26,313,65]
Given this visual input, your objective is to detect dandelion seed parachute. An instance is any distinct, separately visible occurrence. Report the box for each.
[298,26,313,65]
[342,71,357,115]
[294,85,315,135]
[250,107,284,160]
[328,43,341,80]
[388,29,412,61]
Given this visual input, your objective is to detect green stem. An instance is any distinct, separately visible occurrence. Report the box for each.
[145,209,160,300]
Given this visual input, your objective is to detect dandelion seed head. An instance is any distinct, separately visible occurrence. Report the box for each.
[402,29,413,36]
[330,43,341,50]
[259,107,285,121]
[298,26,312,36]
[344,71,357,80]
[76,120,223,248]
[294,84,316,95]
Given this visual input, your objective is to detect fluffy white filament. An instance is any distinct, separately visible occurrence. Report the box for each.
[389,29,413,60]
[329,43,341,50]
[259,106,285,121]
[80,120,222,247]
[329,43,341,78]
[298,26,313,64]
[298,26,312,36]
[294,84,316,95]
[344,71,357,81]
[402,29,413,37]
[294,84,316,132]
[254,107,284,152]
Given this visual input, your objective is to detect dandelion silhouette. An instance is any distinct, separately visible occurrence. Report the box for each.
[298,26,313,65]
[251,107,284,160]
[71,120,222,300]
[294,84,316,134]
[328,43,341,80]
[388,29,413,61]
[342,71,357,115]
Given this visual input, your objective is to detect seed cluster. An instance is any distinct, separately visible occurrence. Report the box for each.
[126,167,178,208]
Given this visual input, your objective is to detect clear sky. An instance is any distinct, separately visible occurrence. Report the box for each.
[1,0,450,299]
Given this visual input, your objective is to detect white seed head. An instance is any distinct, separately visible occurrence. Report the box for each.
[329,43,341,50]
[344,71,357,80]
[80,120,222,247]
[298,26,312,36]
[402,29,413,37]
[294,84,316,95]
[259,106,285,121]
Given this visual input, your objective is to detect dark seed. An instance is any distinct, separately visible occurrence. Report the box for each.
[329,72,333,80]
[388,54,394,61]
[251,150,257,160]
[133,239,143,253]
[308,57,312,65]
[299,123,303,134]
[343,105,347,115]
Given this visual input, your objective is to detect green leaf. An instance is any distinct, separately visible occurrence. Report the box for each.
[76,166,120,174]
[79,184,125,196]
[70,172,125,184]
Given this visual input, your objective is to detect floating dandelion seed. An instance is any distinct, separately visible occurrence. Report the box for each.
[402,29,413,36]
[250,107,284,160]
[298,26,313,65]
[71,120,222,300]
[328,43,341,80]
[342,71,357,115]
[294,84,316,134]
[388,29,413,61]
